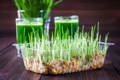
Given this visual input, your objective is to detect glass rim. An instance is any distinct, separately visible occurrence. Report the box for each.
[17,10,51,12]
[16,17,43,20]
[16,18,43,25]
[17,10,51,18]
[54,15,79,19]
[54,15,79,22]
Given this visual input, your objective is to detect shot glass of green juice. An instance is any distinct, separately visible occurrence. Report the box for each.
[54,15,79,38]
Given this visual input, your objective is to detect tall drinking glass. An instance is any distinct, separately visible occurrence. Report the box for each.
[16,10,50,43]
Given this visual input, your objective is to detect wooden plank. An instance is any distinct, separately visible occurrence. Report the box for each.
[40,64,120,80]
[0,37,15,51]
[93,64,120,80]
[110,46,120,75]
[0,45,41,80]
[0,9,120,38]
[1,10,120,38]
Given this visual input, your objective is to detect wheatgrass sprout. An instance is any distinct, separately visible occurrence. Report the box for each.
[16,21,110,74]
[14,0,63,18]
[100,33,109,54]
[20,22,109,65]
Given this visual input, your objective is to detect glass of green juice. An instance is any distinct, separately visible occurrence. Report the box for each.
[16,10,50,43]
[16,18,43,43]
[54,15,79,38]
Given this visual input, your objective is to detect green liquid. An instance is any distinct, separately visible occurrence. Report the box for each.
[55,21,79,38]
[16,24,43,43]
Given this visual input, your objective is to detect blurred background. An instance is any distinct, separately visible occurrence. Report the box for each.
[0,0,120,78]
[0,0,120,43]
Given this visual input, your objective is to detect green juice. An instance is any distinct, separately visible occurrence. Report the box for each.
[55,20,79,38]
[16,20,43,43]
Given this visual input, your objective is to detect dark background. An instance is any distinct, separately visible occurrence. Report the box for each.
[0,0,120,79]
[0,0,120,43]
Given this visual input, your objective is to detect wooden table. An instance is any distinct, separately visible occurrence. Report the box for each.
[0,37,120,80]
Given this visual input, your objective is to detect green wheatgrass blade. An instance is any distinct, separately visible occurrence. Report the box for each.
[14,0,63,18]
[103,33,109,54]
[19,21,109,63]
[54,0,63,6]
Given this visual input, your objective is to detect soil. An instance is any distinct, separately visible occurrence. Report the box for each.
[23,53,105,74]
